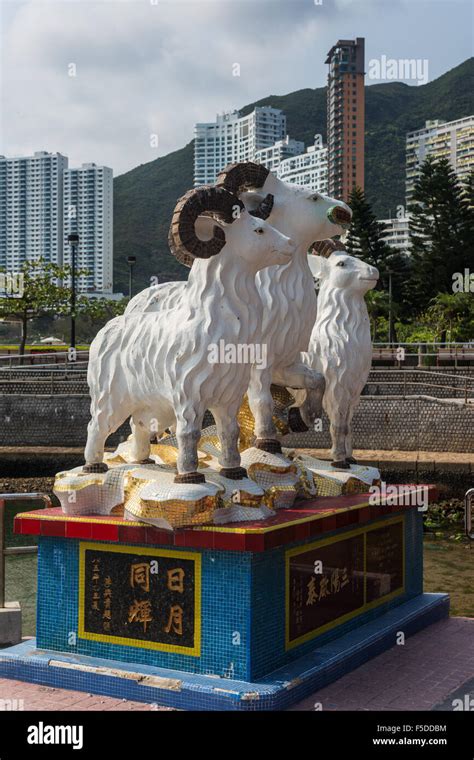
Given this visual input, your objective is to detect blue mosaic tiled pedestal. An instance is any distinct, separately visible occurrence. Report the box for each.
[0,489,449,710]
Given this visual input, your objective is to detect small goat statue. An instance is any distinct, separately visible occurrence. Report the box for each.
[83,186,294,482]
[305,244,379,468]
[127,163,352,453]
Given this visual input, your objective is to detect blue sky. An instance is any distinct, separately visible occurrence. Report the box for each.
[0,0,472,176]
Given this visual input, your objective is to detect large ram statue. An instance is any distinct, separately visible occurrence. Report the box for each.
[83,186,294,483]
[126,162,352,454]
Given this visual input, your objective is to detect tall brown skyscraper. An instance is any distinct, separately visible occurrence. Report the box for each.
[326,37,365,202]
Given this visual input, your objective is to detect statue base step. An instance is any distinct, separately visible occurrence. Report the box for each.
[0,594,449,711]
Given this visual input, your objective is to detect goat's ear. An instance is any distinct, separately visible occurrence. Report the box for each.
[307,254,328,279]
[239,190,267,213]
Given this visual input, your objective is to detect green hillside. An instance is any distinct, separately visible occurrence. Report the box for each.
[113,58,474,292]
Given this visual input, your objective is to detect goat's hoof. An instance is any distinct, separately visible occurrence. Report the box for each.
[331,460,350,470]
[174,472,205,484]
[345,456,357,465]
[288,407,309,433]
[83,462,108,473]
[255,438,282,454]
[220,466,248,480]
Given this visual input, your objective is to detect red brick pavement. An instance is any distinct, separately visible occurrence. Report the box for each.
[291,617,474,711]
[0,618,472,711]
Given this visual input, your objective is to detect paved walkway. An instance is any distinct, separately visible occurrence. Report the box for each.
[0,618,472,711]
[291,617,474,711]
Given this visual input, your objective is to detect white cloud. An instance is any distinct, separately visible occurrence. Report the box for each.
[0,0,471,176]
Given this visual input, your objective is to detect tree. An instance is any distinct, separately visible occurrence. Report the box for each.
[425,292,474,343]
[365,289,390,341]
[345,185,409,335]
[345,186,394,273]
[408,157,473,311]
[0,259,82,357]
[74,297,127,343]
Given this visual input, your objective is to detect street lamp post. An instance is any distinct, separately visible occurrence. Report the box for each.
[127,256,136,299]
[387,269,393,345]
[68,233,79,350]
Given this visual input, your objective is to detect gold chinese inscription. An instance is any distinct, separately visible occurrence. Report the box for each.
[288,534,365,646]
[83,548,197,650]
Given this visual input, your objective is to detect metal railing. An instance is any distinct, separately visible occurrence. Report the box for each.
[0,493,52,608]
[0,367,472,403]
[465,488,474,542]
[0,350,89,369]
[365,369,474,404]
[372,342,474,368]
[0,342,472,370]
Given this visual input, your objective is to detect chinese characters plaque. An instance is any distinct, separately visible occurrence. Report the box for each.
[286,518,404,649]
[79,543,201,655]
[366,520,404,604]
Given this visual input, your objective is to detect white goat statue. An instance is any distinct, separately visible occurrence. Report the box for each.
[305,248,379,469]
[83,186,294,482]
[126,162,352,453]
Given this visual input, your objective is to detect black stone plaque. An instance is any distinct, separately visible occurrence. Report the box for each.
[287,533,365,646]
[287,519,405,648]
[366,521,404,603]
[80,545,199,653]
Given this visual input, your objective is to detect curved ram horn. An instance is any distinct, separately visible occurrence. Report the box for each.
[216,161,270,195]
[311,238,347,259]
[249,193,274,220]
[169,186,244,267]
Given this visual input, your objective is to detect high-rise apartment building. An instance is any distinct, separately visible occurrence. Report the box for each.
[378,215,412,252]
[63,163,113,294]
[255,136,304,174]
[194,107,286,185]
[406,116,474,204]
[277,139,328,193]
[0,151,68,272]
[326,37,365,201]
[0,152,113,295]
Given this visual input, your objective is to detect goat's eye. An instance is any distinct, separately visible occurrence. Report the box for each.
[255,228,264,235]
[336,261,345,267]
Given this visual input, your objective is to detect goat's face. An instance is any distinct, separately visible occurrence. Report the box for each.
[220,211,294,271]
[308,251,379,294]
[241,176,353,249]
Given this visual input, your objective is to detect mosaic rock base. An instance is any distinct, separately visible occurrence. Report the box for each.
[53,430,381,528]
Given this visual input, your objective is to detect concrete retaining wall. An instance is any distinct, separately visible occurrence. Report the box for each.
[0,393,473,453]
[285,396,474,453]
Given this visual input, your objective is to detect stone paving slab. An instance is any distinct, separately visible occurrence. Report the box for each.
[0,618,472,711]
[291,617,474,711]
[0,679,169,711]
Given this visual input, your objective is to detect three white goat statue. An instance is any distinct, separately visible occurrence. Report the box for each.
[75,164,380,527]
[127,162,353,453]
[83,186,294,483]
[304,245,379,468]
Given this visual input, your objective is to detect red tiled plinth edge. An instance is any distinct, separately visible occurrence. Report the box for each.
[10,485,436,553]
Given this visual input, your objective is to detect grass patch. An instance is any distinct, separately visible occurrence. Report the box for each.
[5,554,37,637]
[424,536,474,617]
